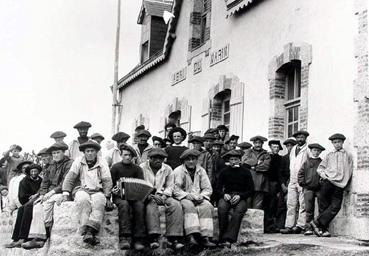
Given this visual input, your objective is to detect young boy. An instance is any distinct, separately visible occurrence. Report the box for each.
[0,185,9,212]
[310,133,353,237]
[297,143,325,235]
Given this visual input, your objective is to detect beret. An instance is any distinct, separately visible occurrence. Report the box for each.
[179,149,201,160]
[329,133,346,141]
[136,129,152,138]
[47,142,69,153]
[0,185,8,191]
[168,127,187,141]
[308,143,326,151]
[112,132,130,142]
[16,160,33,170]
[268,140,283,150]
[79,140,101,152]
[135,125,145,132]
[148,148,168,158]
[25,164,42,175]
[205,128,218,134]
[152,136,166,147]
[217,125,229,132]
[283,138,297,146]
[293,130,310,138]
[13,145,22,152]
[202,133,216,140]
[188,136,204,144]
[37,148,50,156]
[165,123,176,129]
[91,133,105,140]
[119,143,137,157]
[50,131,67,139]
[250,135,267,142]
[73,121,92,129]
[237,142,252,150]
[213,140,224,146]
[226,135,240,144]
[222,149,243,159]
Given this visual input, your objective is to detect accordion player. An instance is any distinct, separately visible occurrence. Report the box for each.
[117,177,154,201]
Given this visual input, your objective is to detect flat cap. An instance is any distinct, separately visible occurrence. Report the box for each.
[283,138,297,146]
[179,149,201,160]
[79,140,101,152]
[16,160,33,170]
[202,133,216,141]
[165,123,176,130]
[226,135,240,144]
[135,125,145,132]
[25,164,42,175]
[37,148,50,156]
[136,129,151,138]
[308,143,326,151]
[213,140,224,146]
[152,136,166,147]
[91,133,105,140]
[47,142,69,153]
[73,121,91,129]
[188,136,204,144]
[222,149,243,159]
[148,148,168,158]
[50,131,67,139]
[250,135,267,142]
[329,133,346,141]
[237,142,252,150]
[119,143,137,157]
[168,127,187,141]
[217,125,229,132]
[268,140,283,150]
[112,132,130,142]
[205,128,218,135]
[293,130,310,138]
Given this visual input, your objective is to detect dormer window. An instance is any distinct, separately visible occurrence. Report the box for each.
[141,41,149,63]
[188,0,211,52]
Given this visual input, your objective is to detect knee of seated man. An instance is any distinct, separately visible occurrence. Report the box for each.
[181,199,195,210]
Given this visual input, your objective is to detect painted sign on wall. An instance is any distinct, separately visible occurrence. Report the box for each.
[210,44,230,67]
[193,59,202,75]
[171,67,187,86]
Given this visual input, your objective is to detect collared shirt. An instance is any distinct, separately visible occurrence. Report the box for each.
[133,144,154,165]
[317,149,353,188]
[289,144,309,183]
[140,161,174,196]
[172,164,212,200]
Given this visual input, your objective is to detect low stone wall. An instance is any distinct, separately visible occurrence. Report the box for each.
[0,202,264,256]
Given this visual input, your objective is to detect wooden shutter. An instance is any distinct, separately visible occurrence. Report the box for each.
[201,98,211,134]
[229,81,244,139]
[180,99,192,133]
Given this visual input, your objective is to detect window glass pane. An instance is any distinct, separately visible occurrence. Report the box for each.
[294,106,299,121]
[224,113,230,126]
[288,125,293,138]
[295,68,301,98]
[287,73,295,100]
[224,100,230,113]
[294,122,299,133]
[288,108,293,122]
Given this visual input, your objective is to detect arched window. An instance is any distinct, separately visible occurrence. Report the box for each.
[214,89,232,130]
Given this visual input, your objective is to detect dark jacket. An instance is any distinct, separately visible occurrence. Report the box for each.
[18,175,42,205]
[280,154,291,186]
[298,157,322,191]
[269,153,283,186]
[39,156,73,195]
[165,145,188,170]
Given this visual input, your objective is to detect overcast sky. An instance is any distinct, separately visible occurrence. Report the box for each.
[0,0,142,154]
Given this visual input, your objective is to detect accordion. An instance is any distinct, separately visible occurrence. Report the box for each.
[117,177,154,201]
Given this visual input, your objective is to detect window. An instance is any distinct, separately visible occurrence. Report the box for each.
[223,98,231,129]
[141,41,149,63]
[213,89,231,129]
[188,0,211,52]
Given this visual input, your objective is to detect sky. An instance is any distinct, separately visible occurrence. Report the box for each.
[0,0,142,154]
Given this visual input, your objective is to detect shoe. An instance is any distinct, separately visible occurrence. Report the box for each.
[280,227,293,234]
[4,240,21,249]
[304,230,313,236]
[219,241,231,248]
[83,230,94,245]
[200,237,216,248]
[292,226,303,234]
[119,238,131,250]
[322,231,331,237]
[310,221,321,237]
[134,241,145,251]
[150,238,160,249]
[22,239,45,249]
[187,234,198,246]
[91,236,100,246]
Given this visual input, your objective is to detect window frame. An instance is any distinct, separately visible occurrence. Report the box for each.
[222,95,231,130]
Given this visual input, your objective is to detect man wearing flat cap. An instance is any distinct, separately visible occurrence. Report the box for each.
[91,133,105,145]
[152,136,166,149]
[225,135,239,151]
[210,140,227,205]
[242,135,270,209]
[165,127,189,170]
[173,149,215,248]
[133,130,154,165]
[22,142,73,249]
[133,125,145,144]
[62,140,113,246]
[50,131,67,143]
[281,130,309,234]
[69,121,92,160]
[0,144,24,185]
[37,148,52,171]
[106,131,131,167]
[110,143,146,250]
[217,125,229,142]
[140,148,184,250]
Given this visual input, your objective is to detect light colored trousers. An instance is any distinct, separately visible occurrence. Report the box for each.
[285,182,306,228]
[181,199,214,237]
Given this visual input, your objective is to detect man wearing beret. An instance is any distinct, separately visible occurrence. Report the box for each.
[133,130,154,165]
[217,150,254,247]
[152,136,166,149]
[210,140,227,205]
[91,133,105,145]
[22,142,73,249]
[37,148,52,171]
[110,144,146,250]
[133,125,145,144]
[50,131,67,143]
[62,140,113,246]
[297,143,325,236]
[0,144,24,185]
[242,136,271,209]
[140,148,184,250]
[69,121,92,160]
[281,130,309,234]
[217,125,229,143]
[173,149,215,248]
[311,133,353,237]
[106,131,131,167]
[225,135,239,151]
[165,127,189,170]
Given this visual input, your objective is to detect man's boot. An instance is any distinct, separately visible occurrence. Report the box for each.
[119,237,131,250]
[21,239,45,250]
[45,226,51,239]
[187,234,198,246]
[134,240,145,251]
[200,237,216,248]
[83,226,94,245]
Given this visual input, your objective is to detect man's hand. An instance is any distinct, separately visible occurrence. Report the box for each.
[43,190,55,202]
[111,186,119,196]
[185,194,196,201]
[193,194,204,204]
[224,194,232,201]
[62,195,69,203]
[230,195,241,205]
[105,200,114,211]
[29,194,39,201]
[33,195,43,205]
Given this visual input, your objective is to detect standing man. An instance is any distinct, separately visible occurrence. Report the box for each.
[242,136,270,209]
[0,144,24,185]
[203,133,216,153]
[62,140,113,246]
[91,133,105,145]
[165,123,176,138]
[140,148,184,250]
[165,127,189,170]
[216,125,229,142]
[225,135,239,151]
[50,131,67,143]
[152,136,166,149]
[133,129,154,164]
[69,121,91,160]
[281,130,309,234]
[106,131,130,167]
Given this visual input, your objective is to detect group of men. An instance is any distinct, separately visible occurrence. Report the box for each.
[0,121,353,251]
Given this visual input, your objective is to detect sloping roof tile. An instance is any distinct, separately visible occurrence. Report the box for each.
[137,0,174,24]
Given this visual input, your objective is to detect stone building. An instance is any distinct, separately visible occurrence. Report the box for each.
[117,0,369,239]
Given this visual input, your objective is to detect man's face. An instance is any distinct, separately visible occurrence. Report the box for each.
[12,149,20,157]
[219,130,226,138]
[311,148,322,158]
[153,141,163,148]
[1,189,8,196]
[228,156,241,167]
[84,148,97,162]
[214,132,220,140]
[296,135,307,146]
[55,137,64,143]
[285,143,294,153]
[121,150,133,164]
[41,154,52,165]
[192,142,202,151]
[212,145,221,154]
[184,156,198,169]
[21,164,30,174]
[149,156,165,169]
[165,141,172,147]
[253,140,263,150]
[332,139,344,151]
[203,139,214,151]
[270,144,281,154]
[137,135,149,145]
[172,132,183,144]
[30,168,40,179]
[52,150,65,162]
[77,127,89,137]
[229,140,238,150]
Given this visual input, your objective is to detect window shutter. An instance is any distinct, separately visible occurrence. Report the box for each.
[201,98,211,134]
[180,100,192,133]
[189,12,202,51]
[229,81,244,139]
[159,117,166,136]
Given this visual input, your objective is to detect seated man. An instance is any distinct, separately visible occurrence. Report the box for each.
[22,142,73,249]
[110,144,146,251]
[5,164,42,248]
[62,140,113,246]
[217,150,254,247]
[140,148,184,250]
[173,149,215,248]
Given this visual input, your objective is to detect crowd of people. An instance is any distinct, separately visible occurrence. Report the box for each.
[0,121,353,251]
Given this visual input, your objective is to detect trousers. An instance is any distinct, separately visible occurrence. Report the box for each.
[12,201,33,240]
[304,189,319,224]
[181,199,214,237]
[285,182,306,228]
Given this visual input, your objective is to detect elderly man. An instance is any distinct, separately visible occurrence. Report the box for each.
[140,148,184,250]
[0,144,24,185]
[173,149,215,248]
[69,121,92,160]
[133,129,154,164]
[62,140,113,246]
[280,130,309,234]
[50,131,67,143]
[242,135,271,209]
[106,131,131,167]
[165,127,189,170]
[110,144,146,251]
[22,142,73,249]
